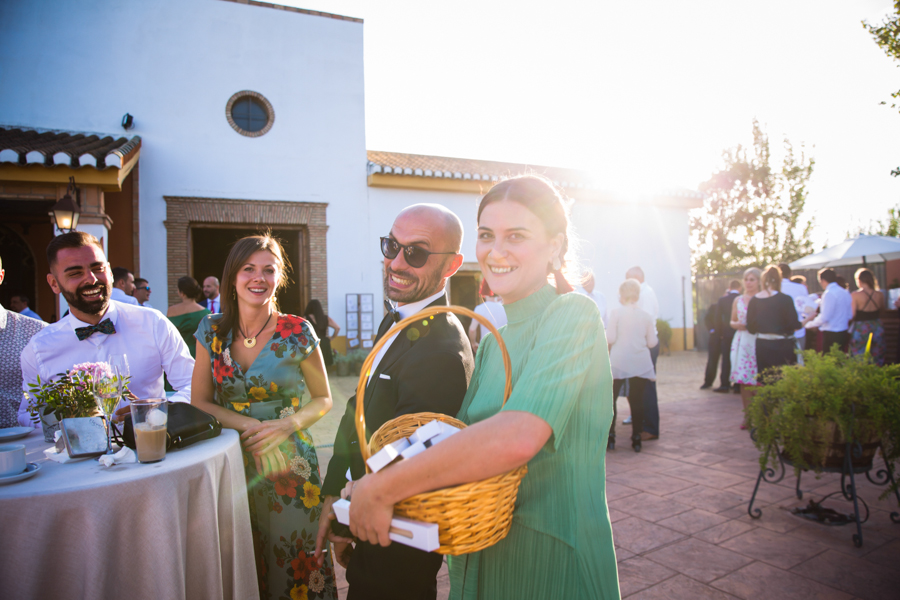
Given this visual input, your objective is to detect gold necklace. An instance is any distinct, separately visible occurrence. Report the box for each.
[239,313,272,349]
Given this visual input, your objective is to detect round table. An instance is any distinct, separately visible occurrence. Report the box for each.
[0,428,259,600]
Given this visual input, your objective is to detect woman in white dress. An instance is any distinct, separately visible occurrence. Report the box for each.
[730,267,761,421]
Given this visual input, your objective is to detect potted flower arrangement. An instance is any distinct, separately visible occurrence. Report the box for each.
[746,347,900,489]
[25,362,111,442]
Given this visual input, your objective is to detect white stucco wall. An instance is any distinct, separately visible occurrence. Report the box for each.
[0,0,370,328]
[365,185,695,332]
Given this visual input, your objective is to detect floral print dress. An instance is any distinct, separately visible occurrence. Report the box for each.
[729,295,758,385]
[196,314,337,600]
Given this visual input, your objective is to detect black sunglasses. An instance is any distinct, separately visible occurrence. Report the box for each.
[136,286,150,292]
[380,237,456,268]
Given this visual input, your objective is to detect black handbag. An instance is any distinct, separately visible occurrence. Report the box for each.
[119,402,222,451]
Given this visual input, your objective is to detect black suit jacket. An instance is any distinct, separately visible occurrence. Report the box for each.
[322,293,474,600]
[716,292,739,340]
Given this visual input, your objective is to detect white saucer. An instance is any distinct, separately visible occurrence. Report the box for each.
[0,462,40,485]
[0,427,33,442]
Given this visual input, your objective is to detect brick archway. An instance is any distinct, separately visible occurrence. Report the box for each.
[164,196,328,313]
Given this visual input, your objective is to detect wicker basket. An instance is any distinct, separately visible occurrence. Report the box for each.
[354,305,528,555]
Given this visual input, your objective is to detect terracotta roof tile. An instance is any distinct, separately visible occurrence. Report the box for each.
[0,127,141,169]
[367,150,596,188]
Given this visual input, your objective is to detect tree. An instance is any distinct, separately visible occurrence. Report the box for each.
[864,2,900,176]
[863,1,900,113]
[848,204,900,237]
[691,120,815,276]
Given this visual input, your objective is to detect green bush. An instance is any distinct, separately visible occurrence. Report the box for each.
[656,319,673,349]
[746,347,900,496]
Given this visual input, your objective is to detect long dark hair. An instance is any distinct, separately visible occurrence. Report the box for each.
[855,268,879,290]
[216,234,291,341]
[303,299,327,338]
[477,174,575,293]
[177,276,204,302]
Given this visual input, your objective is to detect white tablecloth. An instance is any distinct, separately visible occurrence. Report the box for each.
[0,429,258,600]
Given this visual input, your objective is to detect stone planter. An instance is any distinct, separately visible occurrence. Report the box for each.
[336,361,351,377]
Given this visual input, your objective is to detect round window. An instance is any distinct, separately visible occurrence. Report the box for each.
[225,91,274,137]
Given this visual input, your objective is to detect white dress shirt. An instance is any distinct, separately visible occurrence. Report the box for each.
[368,289,446,383]
[18,300,194,427]
[638,282,659,338]
[207,295,221,314]
[110,287,140,306]
[607,304,659,380]
[780,279,808,339]
[474,300,508,338]
[807,282,853,332]
[574,286,608,327]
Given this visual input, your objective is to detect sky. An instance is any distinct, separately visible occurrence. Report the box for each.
[282,0,899,249]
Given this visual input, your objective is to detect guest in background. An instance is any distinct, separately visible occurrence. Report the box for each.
[304,299,339,369]
[730,268,761,421]
[202,276,221,313]
[626,265,660,440]
[747,265,801,380]
[701,301,720,390]
[0,255,47,427]
[849,268,886,365]
[192,234,337,599]
[110,266,140,306]
[790,275,807,286]
[9,294,41,321]
[713,280,741,393]
[468,279,507,354]
[133,277,153,308]
[167,276,210,358]
[19,232,194,427]
[574,270,608,327]
[803,268,853,353]
[779,263,809,350]
[836,275,850,291]
[608,278,658,452]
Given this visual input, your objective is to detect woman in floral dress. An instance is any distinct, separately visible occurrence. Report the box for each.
[192,235,338,600]
[729,267,760,422]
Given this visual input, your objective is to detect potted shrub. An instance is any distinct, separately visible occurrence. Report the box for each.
[656,319,673,355]
[746,347,900,487]
[334,352,353,377]
[347,349,370,376]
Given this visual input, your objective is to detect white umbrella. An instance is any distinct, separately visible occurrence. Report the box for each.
[789,235,900,270]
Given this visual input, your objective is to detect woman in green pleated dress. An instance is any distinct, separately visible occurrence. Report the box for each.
[343,175,620,599]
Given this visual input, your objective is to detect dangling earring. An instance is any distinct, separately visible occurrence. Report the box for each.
[552,256,561,271]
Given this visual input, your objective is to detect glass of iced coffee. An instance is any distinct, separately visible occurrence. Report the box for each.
[130,399,168,464]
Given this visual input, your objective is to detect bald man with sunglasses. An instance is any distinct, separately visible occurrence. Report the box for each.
[317,204,474,600]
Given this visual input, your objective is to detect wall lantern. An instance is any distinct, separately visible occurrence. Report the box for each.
[49,176,81,233]
[122,113,134,130]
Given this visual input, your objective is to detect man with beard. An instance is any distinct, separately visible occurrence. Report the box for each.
[315,205,474,600]
[18,232,194,427]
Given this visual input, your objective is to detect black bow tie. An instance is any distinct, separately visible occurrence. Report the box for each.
[75,318,117,341]
[384,300,401,323]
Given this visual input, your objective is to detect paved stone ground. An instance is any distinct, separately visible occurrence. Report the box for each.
[308,351,900,599]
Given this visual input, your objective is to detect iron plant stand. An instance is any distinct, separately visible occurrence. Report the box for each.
[748,440,900,548]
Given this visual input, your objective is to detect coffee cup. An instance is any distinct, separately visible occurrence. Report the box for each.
[0,444,27,477]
